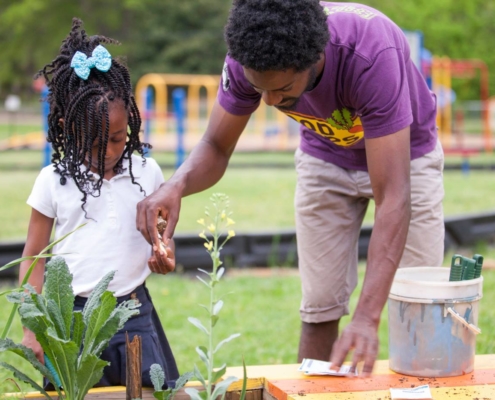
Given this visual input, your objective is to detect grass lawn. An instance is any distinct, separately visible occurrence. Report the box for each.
[0,124,42,141]
[1,164,495,240]
[0,148,494,240]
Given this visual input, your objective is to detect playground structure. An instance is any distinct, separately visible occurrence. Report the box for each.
[134,73,299,153]
[133,64,493,156]
[431,56,492,153]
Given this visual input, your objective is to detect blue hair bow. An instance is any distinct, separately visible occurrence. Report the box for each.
[70,45,112,80]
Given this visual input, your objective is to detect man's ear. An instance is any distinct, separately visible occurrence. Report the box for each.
[58,118,64,129]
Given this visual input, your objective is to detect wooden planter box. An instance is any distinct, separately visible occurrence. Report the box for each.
[2,370,264,400]
[3,385,263,400]
[5,356,495,400]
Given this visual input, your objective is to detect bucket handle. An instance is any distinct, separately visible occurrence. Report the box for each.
[446,306,481,335]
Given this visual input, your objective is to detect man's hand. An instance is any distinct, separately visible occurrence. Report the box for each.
[136,181,182,248]
[148,238,176,275]
[329,317,379,377]
[136,103,250,250]
[22,329,44,364]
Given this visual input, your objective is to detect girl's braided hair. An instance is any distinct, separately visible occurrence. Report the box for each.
[36,17,149,215]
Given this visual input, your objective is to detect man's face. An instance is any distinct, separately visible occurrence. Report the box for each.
[243,65,318,112]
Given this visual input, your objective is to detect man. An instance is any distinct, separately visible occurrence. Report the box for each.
[137,0,444,375]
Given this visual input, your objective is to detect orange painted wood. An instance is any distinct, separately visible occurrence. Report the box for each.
[266,368,495,399]
[288,385,495,400]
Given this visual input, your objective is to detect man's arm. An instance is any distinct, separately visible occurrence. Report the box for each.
[330,126,411,375]
[136,100,251,269]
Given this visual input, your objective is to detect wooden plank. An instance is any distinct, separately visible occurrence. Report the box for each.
[126,333,142,400]
[12,385,204,399]
[226,389,263,400]
[288,385,495,399]
[266,368,495,398]
[227,354,495,381]
[224,376,265,391]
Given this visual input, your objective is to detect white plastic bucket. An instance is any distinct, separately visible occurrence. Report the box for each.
[388,267,483,377]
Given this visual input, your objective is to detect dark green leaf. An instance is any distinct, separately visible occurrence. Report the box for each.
[44,256,74,339]
[82,271,115,326]
[71,311,85,349]
[83,291,117,357]
[75,353,108,399]
[46,333,79,396]
[0,361,52,400]
[46,299,67,340]
[0,338,59,393]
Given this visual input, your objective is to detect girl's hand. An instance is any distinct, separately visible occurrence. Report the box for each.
[148,239,176,275]
[22,329,44,364]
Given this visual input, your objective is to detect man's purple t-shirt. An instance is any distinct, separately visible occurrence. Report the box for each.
[217,2,438,171]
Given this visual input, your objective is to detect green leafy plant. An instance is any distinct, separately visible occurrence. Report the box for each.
[184,193,245,400]
[149,364,194,400]
[1,224,86,340]
[0,256,140,400]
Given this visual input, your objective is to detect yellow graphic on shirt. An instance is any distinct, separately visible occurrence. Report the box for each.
[285,108,364,147]
[323,5,377,20]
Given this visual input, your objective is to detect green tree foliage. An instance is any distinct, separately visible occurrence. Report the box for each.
[353,0,495,99]
[0,0,141,96]
[127,0,229,79]
[0,0,494,99]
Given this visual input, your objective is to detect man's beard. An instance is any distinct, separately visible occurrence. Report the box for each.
[275,65,318,112]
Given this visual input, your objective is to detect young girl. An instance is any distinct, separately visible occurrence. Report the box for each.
[19,18,179,389]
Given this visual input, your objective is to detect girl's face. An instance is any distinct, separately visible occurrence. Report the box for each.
[87,100,128,180]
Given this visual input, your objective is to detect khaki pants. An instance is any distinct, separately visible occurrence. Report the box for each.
[295,141,445,323]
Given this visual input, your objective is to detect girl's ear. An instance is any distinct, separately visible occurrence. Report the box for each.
[58,118,64,129]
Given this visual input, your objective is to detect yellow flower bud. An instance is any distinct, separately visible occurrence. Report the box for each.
[228,230,236,238]
[197,218,205,226]
[204,241,213,251]
[208,223,215,233]
[199,231,207,239]
[227,218,235,226]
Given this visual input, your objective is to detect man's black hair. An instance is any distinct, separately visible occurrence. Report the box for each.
[224,0,330,72]
[36,18,149,216]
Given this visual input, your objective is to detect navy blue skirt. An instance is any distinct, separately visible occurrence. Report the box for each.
[45,283,179,390]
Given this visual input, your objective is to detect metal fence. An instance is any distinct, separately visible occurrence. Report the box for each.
[1,212,494,281]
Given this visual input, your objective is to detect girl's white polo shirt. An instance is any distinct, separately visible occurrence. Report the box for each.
[27,155,164,297]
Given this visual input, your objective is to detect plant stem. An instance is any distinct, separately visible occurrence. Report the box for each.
[207,274,214,400]
[1,256,39,339]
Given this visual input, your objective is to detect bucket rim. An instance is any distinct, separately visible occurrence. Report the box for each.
[392,266,484,288]
[389,293,483,303]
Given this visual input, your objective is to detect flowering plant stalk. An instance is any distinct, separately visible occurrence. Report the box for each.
[184,193,244,400]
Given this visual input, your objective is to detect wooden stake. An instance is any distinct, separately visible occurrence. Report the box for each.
[126,332,142,400]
